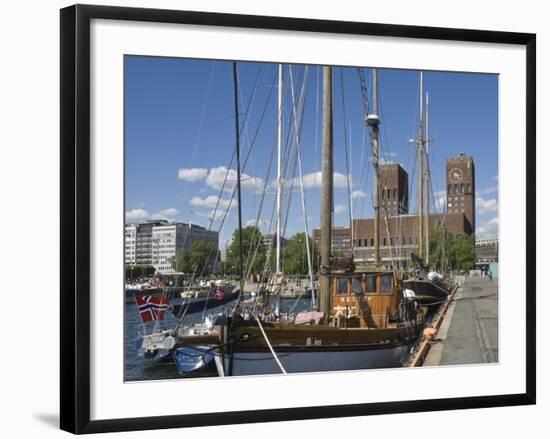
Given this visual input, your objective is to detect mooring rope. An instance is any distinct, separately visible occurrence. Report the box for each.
[255,316,287,374]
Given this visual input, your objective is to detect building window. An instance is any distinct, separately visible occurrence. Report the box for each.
[383,238,387,246]
[370,238,374,247]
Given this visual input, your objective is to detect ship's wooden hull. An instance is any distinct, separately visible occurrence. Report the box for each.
[176,322,423,376]
[220,341,411,375]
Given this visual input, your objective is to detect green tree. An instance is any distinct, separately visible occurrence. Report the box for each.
[449,234,475,272]
[428,225,453,271]
[172,241,216,275]
[282,232,319,275]
[190,240,216,276]
[428,225,475,272]
[226,226,266,277]
[173,249,192,273]
[125,264,155,281]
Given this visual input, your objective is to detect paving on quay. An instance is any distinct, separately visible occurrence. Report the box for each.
[424,276,498,366]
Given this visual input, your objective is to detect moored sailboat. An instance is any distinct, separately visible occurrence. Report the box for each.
[167,65,425,376]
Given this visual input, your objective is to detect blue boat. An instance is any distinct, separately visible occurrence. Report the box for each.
[171,290,241,316]
[172,345,216,376]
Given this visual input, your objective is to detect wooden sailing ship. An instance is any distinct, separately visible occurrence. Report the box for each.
[169,65,426,376]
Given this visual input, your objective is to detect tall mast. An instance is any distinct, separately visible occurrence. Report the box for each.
[319,66,333,316]
[276,64,283,274]
[232,62,244,296]
[424,92,430,265]
[417,71,424,262]
[367,69,381,267]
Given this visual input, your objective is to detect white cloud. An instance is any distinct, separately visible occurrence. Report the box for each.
[477,216,498,238]
[126,207,179,221]
[126,208,150,221]
[195,209,227,221]
[368,156,398,166]
[334,204,346,214]
[177,168,208,182]
[152,208,179,219]
[433,190,446,210]
[479,186,498,195]
[190,195,235,210]
[476,197,498,214]
[207,210,227,221]
[206,166,264,193]
[351,190,366,199]
[245,218,271,228]
[292,171,350,189]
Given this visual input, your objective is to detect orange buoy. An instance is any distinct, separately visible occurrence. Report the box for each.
[423,327,437,340]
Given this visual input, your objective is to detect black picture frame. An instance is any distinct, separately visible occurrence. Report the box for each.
[60,4,536,434]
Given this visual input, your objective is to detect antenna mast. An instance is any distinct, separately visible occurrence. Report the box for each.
[276,64,283,274]
[319,66,333,316]
[417,71,424,262]
[366,69,381,267]
[424,92,430,266]
[232,62,244,300]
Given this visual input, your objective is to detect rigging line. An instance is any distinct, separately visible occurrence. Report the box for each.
[314,66,321,174]
[243,128,278,281]
[358,124,369,219]
[251,184,279,315]
[173,69,276,327]
[289,65,315,308]
[207,68,276,237]
[378,83,395,165]
[190,61,217,165]
[179,61,217,251]
[232,62,245,315]
[277,68,303,240]
[201,64,264,230]
[281,67,309,244]
[200,65,268,241]
[339,68,354,241]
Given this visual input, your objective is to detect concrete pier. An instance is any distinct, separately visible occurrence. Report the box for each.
[424,276,498,366]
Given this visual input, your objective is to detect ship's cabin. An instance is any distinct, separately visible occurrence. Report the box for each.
[330,271,403,329]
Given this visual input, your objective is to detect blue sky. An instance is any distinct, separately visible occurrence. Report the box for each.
[125,56,499,247]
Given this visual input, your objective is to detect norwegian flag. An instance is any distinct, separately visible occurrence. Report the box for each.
[209,284,225,301]
[214,286,225,301]
[134,294,170,323]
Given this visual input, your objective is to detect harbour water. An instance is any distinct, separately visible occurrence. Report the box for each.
[124,297,313,381]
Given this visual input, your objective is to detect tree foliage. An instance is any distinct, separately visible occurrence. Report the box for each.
[125,264,155,281]
[449,234,476,272]
[172,240,217,275]
[222,227,319,278]
[225,226,266,277]
[429,225,475,272]
[282,232,319,275]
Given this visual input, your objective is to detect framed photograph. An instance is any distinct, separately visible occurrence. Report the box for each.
[60,4,536,434]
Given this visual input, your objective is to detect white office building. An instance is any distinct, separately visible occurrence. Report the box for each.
[125,220,218,274]
[124,224,137,264]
